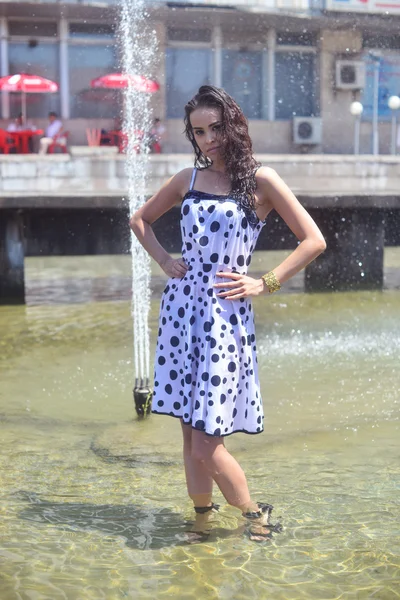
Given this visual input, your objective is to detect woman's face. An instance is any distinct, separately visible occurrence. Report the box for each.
[190,107,223,160]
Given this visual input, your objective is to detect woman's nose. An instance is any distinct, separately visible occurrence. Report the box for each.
[206,132,215,144]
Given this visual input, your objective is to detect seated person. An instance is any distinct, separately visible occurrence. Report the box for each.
[100,117,123,146]
[148,117,166,153]
[39,112,66,154]
[7,112,33,132]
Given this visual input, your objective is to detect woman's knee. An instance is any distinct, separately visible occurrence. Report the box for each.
[191,431,223,464]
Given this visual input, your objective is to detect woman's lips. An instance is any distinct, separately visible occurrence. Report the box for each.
[208,146,220,153]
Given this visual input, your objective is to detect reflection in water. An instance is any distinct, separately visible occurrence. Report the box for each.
[0,254,399,598]
[24,250,400,305]
[16,491,192,551]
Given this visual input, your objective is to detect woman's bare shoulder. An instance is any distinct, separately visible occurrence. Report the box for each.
[253,166,279,212]
[173,167,195,196]
[255,166,280,186]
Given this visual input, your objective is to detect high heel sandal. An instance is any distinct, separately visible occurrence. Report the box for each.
[242,502,273,520]
[242,502,282,542]
[185,503,220,543]
[194,502,220,515]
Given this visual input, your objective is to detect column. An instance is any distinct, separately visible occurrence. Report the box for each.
[0,18,9,119]
[266,28,275,122]
[319,30,362,153]
[59,18,70,119]
[0,212,25,304]
[212,25,222,88]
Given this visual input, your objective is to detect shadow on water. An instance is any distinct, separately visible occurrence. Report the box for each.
[14,491,282,550]
[15,491,189,550]
[90,439,178,468]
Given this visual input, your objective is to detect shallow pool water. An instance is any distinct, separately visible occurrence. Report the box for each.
[0,256,399,599]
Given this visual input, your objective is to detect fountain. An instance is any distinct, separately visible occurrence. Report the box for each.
[1,3,400,594]
[120,0,158,417]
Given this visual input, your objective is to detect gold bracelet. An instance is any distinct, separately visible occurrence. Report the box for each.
[261,271,281,294]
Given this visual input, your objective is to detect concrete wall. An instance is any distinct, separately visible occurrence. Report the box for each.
[0,154,399,207]
[0,8,397,154]
[151,18,400,155]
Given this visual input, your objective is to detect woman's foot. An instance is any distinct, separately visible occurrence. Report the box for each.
[185,502,220,543]
[248,522,273,541]
[241,502,281,542]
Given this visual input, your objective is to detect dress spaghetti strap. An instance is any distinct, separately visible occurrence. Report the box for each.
[189,168,197,191]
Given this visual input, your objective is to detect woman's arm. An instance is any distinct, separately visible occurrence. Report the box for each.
[214,167,326,299]
[257,166,326,287]
[129,168,191,278]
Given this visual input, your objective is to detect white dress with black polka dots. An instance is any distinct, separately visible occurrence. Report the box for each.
[152,168,265,436]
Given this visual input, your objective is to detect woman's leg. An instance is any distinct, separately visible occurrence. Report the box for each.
[181,422,215,533]
[181,424,271,537]
[190,429,261,516]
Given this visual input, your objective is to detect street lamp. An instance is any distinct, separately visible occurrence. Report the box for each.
[350,101,363,155]
[368,52,381,155]
[388,95,400,155]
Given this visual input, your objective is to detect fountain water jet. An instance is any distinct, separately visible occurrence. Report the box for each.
[119,0,158,417]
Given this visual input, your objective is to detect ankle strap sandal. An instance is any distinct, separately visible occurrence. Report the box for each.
[242,502,273,519]
[194,502,220,514]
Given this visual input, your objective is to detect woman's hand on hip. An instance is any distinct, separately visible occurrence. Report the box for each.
[160,256,189,278]
[213,272,265,299]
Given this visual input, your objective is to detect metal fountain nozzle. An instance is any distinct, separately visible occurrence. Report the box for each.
[133,378,152,418]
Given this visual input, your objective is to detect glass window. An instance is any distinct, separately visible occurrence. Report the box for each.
[167,28,212,43]
[222,50,263,119]
[9,21,58,38]
[277,32,316,46]
[361,54,400,120]
[275,52,317,119]
[166,48,213,118]
[69,45,119,118]
[69,23,115,40]
[8,43,60,118]
[362,33,400,50]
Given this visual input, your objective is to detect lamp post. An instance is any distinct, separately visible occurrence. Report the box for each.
[368,52,381,155]
[350,101,363,155]
[388,95,400,155]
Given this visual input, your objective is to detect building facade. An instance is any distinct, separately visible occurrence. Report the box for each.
[0,0,399,153]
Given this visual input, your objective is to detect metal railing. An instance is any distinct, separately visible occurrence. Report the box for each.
[4,0,312,9]
[152,0,311,9]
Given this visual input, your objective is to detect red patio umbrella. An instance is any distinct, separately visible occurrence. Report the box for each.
[0,73,58,119]
[91,73,160,93]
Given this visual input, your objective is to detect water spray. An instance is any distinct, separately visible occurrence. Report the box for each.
[120,0,157,418]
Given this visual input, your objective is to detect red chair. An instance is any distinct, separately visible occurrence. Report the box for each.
[151,141,162,154]
[118,132,129,153]
[0,129,19,154]
[48,131,69,154]
[117,130,144,154]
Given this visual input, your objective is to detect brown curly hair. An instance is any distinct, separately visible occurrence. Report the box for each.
[184,85,260,212]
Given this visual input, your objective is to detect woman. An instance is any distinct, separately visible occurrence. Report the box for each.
[130,86,326,541]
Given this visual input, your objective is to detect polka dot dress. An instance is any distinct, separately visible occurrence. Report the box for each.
[152,168,266,436]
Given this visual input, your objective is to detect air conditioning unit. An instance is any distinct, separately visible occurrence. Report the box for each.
[293,117,322,145]
[335,60,366,90]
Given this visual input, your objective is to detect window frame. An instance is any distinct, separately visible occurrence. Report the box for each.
[67,21,117,45]
[67,20,119,119]
[8,17,59,41]
[274,44,320,120]
[165,40,214,119]
[7,21,61,119]
[221,43,267,120]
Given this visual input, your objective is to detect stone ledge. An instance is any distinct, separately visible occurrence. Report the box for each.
[0,154,399,199]
[69,146,119,157]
